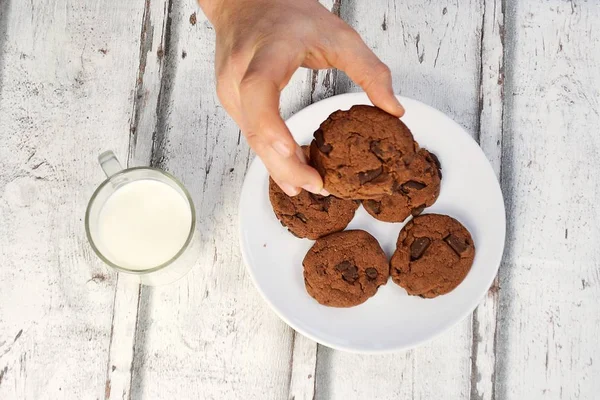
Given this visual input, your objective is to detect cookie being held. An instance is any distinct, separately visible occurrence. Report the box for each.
[363,148,442,223]
[303,230,389,307]
[390,214,475,298]
[269,147,359,240]
[310,105,417,200]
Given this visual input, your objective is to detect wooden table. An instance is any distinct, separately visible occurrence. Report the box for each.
[1,1,598,399]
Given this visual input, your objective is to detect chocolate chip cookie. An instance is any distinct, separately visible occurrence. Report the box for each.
[309,105,417,200]
[303,230,389,307]
[390,214,475,298]
[363,148,442,223]
[269,147,359,240]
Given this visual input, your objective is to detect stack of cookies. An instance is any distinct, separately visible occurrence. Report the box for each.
[269,105,475,307]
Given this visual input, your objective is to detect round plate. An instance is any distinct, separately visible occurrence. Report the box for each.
[239,93,505,353]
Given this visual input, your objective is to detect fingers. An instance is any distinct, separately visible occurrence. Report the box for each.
[329,27,405,117]
[237,43,325,196]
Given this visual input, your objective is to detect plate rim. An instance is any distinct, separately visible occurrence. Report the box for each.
[238,92,506,354]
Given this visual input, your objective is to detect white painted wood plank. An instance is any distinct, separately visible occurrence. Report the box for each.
[479,0,505,177]
[316,323,472,399]
[128,0,172,167]
[0,1,145,398]
[471,0,504,399]
[314,1,483,399]
[496,1,600,399]
[287,334,318,400]
[128,3,298,399]
[103,1,171,398]
[105,275,141,400]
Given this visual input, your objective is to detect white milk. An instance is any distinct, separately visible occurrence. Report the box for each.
[96,179,192,270]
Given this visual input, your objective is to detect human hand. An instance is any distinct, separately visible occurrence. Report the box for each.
[200,0,404,196]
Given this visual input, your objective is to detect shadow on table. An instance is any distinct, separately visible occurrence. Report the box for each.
[0,0,11,102]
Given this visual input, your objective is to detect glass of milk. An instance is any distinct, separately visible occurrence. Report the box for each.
[85,151,199,285]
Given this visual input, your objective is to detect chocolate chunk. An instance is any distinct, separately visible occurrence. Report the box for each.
[368,170,390,185]
[392,180,412,195]
[308,193,330,212]
[410,237,431,260]
[295,213,308,223]
[314,129,332,154]
[335,260,352,272]
[370,140,386,160]
[370,141,401,161]
[438,169,443,180]
[358,166,383,185]
[341,265,359,283]
[411,205,425,216]
[428,152,441,169]
[444,234,468,256]
[402,180,426,191]
[365,268,378,280]
[364,200,381,215]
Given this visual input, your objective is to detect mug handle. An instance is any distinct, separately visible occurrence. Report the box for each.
[98,150,123,178]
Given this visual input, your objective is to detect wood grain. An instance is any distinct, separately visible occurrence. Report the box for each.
[471,0,504,399]
[103,1,172,398]
[0,1,145,398]
[2,0,598,398]
[496,1,600,399]
[127,2,297,398]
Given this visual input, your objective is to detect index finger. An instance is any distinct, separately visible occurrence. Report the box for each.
[238,42,325,194]
[328,27,405,117]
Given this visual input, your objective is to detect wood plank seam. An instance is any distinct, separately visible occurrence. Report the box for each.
[128,286,143,400]
[128,0,154,162]
[286,330,296,396]
[151,0,176,169]
[470,0,505,399]
[104,284,120,399]
[491,3,505,400]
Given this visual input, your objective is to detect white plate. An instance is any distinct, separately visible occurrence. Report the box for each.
[239,93,505,353]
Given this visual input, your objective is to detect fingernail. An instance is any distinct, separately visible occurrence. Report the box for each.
[319,188,330,196]
[301,184,322,194]
[397,103,405,116]
[295,146,308,163]
[273,141,293,157]
[281,182,300,196]
[395,99,405,116]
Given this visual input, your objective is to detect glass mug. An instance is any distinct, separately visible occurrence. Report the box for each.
[85,151,199,286]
